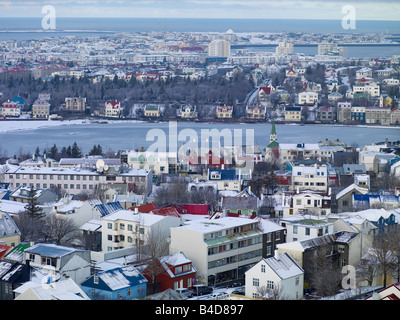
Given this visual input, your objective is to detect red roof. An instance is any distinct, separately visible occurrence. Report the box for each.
[129,203,157,213]
[175,204,209,215]
[0,244,12,260]
[151,207,181,218]
[259,87,272,95]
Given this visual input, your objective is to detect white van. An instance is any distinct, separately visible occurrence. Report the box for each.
[176,288,192,298]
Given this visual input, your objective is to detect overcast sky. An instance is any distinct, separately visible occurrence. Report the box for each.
[0,0,398,20]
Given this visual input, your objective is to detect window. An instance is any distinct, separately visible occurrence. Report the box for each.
[127,289,132,297]
[261,265,266,273]
[94,275,99,284]
[267,280,274,289]
[305,228,310,236]
[293,226,298,234]
[108,223,112,229]
[253,278,259,287]
[175,266,182,274]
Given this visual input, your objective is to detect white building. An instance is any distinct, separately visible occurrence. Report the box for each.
[104,100,123,118]
[291,164,329,193]
[276,41,294,54]
[170,217,269,285]
[101,210,181,252]
[298,92,318,105]
[0,100,21,117]
[208,39,231,57]
[245,251,304,300]
[279,214,334,242]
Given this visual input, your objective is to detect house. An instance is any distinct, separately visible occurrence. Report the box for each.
[298,92,318,105]
[279,214,334,242]
[169,216,284,286]
[284,107,302,122]
[0,212,21,247]
[24,243,91,284]
[277,231,361,288]
[63,97,87,113]
[207,169,243,192]
[282,190,331,217]
[101,210,181,252]
[245,252,304,300]
[351,106,366,123]
[365,282,400,300]
[0,260,31,300]
[335,183,369,213]
[9,186,58,204]
[220,196,258,216]
[178,104,197,119]
[216,105,233,119]
[32,98,50,119]
[316,106,335,122]
[104,100,123,118]
[81,265,147,300]
[258,85,275,102]
[15,278,90,300]
[141,251,197,293]
[337,102,352,123]
[290,163,330,193]
[144,105,161,118]
[246,105,266,120]
[0,100,21,117]
[0,244,12,260]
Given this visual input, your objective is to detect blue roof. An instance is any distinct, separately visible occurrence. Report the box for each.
[12,97,25,104]
[25,244,79,258]
[208,169,237,180]
[95,202,123,217]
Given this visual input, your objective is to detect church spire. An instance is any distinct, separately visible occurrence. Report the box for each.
[269,119,277,144]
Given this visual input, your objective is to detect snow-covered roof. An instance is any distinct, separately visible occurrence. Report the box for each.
[102,210,166,226]
[96,265,147,291]
[336,183,369,200]
[263,252,303,279]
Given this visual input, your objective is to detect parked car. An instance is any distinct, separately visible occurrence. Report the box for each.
[231,287,245,296]
[176,287,192,298]
[209,292,230,300]
[191,285,213,296]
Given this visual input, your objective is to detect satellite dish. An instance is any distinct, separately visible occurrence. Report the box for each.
[96,159,105,169]
[104,164,109,171]
[98,166,104,173]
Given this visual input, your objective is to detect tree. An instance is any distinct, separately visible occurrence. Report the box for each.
[89,144,103,156]
[40,215,78,245]
[48,144,58,160]
[71,142,82,158]
[25,187,45,220]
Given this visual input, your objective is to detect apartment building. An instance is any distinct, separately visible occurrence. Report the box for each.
[282,190,331,217]
[101,210,181,252]
[208,39,231,57]
[125,150,177,175]
[298,92,318,105]
[337,102,352,123]
[169,217,285,285]
[291,163,330,193]
[284,107,302,122]
[1,164,152,196]
[353,82,380,98]
[365,107,391,125]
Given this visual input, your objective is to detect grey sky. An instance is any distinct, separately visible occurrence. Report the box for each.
[0,1,398,20]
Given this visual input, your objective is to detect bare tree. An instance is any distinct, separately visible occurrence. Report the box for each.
[307,244,341,297]
[39,215,78,245]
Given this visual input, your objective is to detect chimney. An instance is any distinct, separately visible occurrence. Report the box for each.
[134,207,138,214]
[274,249,280,260]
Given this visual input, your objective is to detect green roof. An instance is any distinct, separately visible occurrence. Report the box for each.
[270,119,276,135]
[267,141,279,148]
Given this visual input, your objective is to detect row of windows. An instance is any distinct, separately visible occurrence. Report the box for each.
[14,182,96,190]
[208,249,262,269]
[107,222,145,234]
[10,174,145,182]
[208,236,262,255]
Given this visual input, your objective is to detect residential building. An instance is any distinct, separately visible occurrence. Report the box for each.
[221,196,259,216]
[104,100,123,118]
[169,216,284,285]
[144,104,161,118]
[245,252,304,300]
[279,214,334,242]
[32,98,50,119]
[318,43,346,56]
[101,210,181,252]
[126,150,177,175]
[353,82,380,98]
[277,231,361,288]
[258,85,275,102]
[298,92,318,105]
[337,102,352,123]
[0,100,21,117]
[0,212,21,247]
[15,278,90,300]
[284,107,302,122]
[2,164,153,196]
[141,252,197,293]
[0,260,31,300]
[216,105,233,119]
[207,169,245,192]
[290,163,330,193]
[364,282,400,300]
[24,243,91,284]
[351,106,366,123]
[81,265,147,300]
[208,39,231,57]
[9,186,58,204]
[246,105,266,120]
[316,106,336,122]
[63,97,87,112]
[276,41,294,54]
[177,104,198,119]
[365,107,391,125]
[335,183,369,213]
[282,190,331,217]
